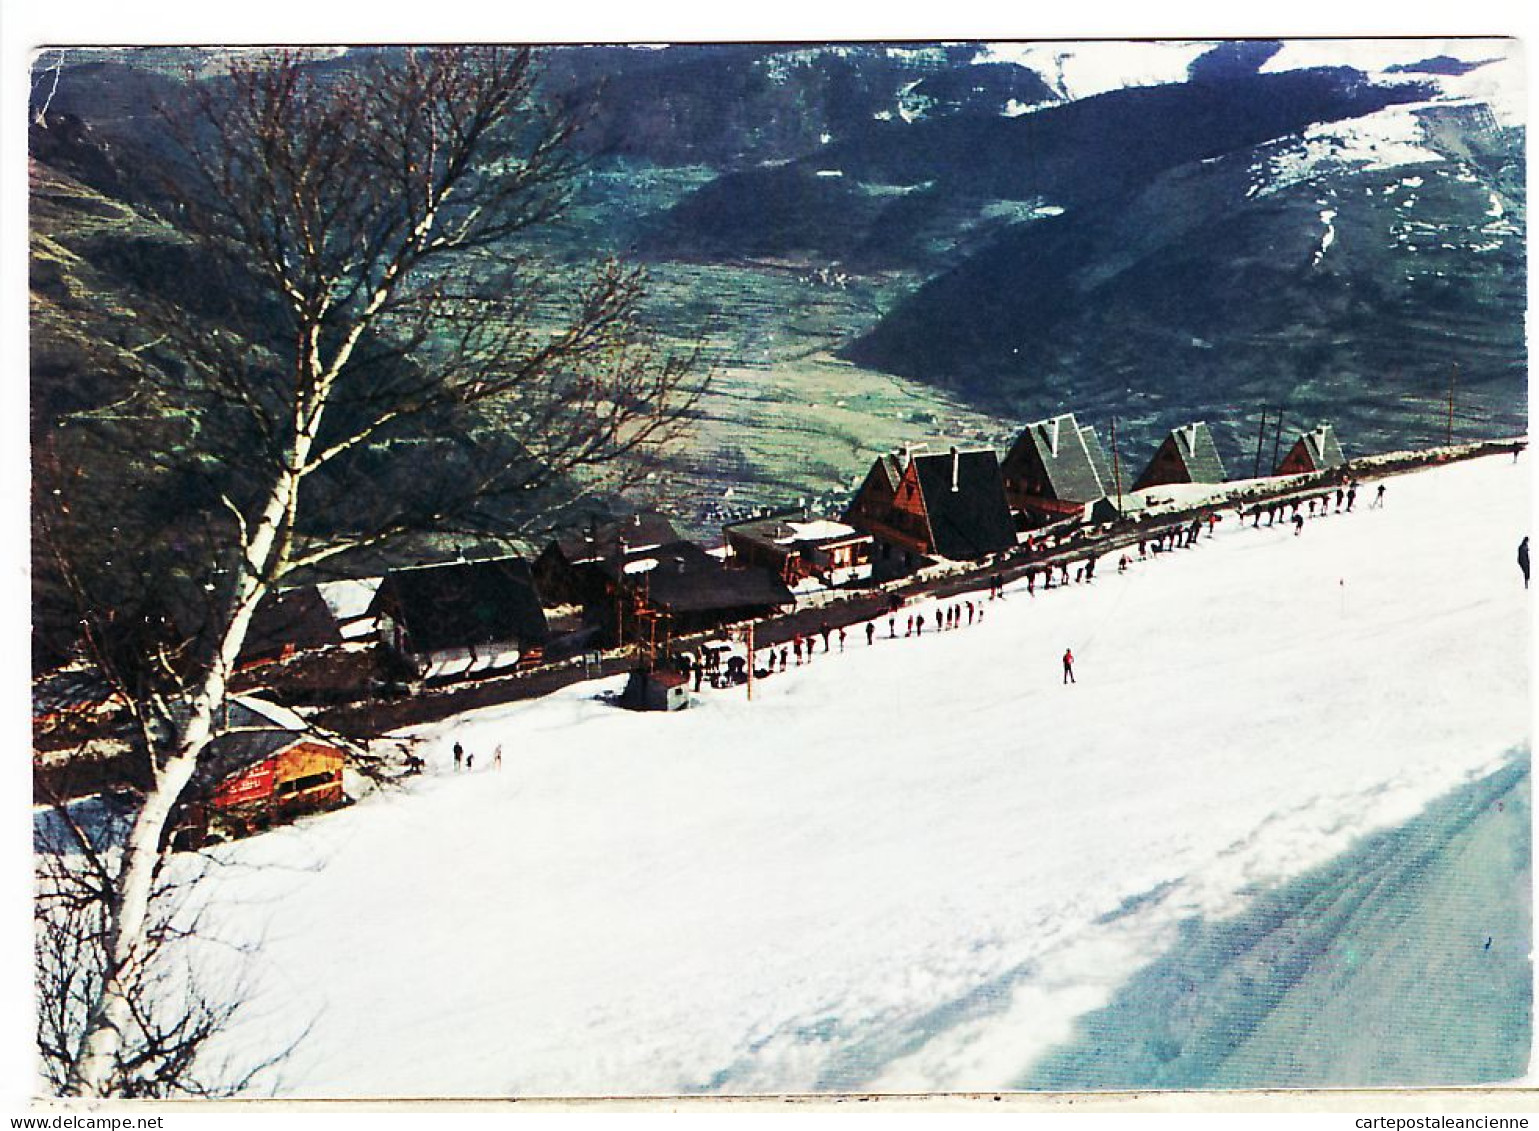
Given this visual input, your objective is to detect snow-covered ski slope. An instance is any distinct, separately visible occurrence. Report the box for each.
[201,453,1530,1096]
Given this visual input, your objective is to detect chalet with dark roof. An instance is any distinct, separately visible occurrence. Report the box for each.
[1001,413,1111,523]
[1133,422,1228,491]
[371,555,549,681]
[1275,423,1346,477]
[239,585,346,667]
[605,540,795,646]
[844,447,1016,567]
[533,511,680,608]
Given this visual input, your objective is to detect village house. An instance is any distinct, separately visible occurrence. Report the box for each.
[723,511,873,590]
[602,540,795,650]
[1133,422,1228,491]
[370,555,549,682]
[845,446,1016,572]
[532,511,680,609]
[1000,413,1114,524]
[1276,423,1346,476]
[239,585,347,668]
[168,695,350,849]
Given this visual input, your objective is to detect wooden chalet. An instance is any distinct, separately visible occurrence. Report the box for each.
[1001,413,1112,524]
[1276,423,1346,476]
[604,540,795,649]
[724,512,873,589]
[1133,422,1228,491]
[533,511,681,608]
[371,555,549,681]
[239,585,346,667]
[845,446,1016,569]
[169,696,348,849]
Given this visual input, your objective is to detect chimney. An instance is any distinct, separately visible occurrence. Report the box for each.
[897,444,911,471]
[950,446,960,493]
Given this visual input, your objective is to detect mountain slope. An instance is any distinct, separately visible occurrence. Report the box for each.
[171,452,1530,1096]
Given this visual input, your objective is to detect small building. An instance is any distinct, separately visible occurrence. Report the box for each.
[533,512,680,608]
[845,446,1016,568]
[1275,423,1346,477]
[1133,422,1228,492]
[724,512,873,589]
[1001,413,1112,524]
[170,696,349,848]
[620,667,690,712]
[371,555,549,681]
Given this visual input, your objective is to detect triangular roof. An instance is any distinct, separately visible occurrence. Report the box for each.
[241,586,346,660]
[910,450,1017,560]
[371,556,548,654]
[1003,412,1108,503]
[1277,423,1345,474]
[1134,422,1227,490]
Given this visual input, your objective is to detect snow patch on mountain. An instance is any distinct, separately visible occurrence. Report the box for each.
[978,40,1216,102]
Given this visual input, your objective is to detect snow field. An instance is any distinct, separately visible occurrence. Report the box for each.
[190,454,1529,1096]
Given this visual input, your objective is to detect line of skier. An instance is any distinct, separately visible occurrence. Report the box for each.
[1240,479,1380,536]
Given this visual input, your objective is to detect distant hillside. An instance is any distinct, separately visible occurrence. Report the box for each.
[641,66,1434,268]
[840,101,1525,463]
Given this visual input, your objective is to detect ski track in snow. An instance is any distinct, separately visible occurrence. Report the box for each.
[184,454,1530,1096]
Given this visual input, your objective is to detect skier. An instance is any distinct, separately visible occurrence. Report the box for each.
[966,600,975,625]
[916,612,926,636]
[1335,487,1345,512]
[1520,536,1530,589]
[494,744,503,771]
[466,752,474,771]
[888,616,896,639]
[1118,554,1129,573]
[793,637,804,665]
[906,615,914,637]
[452,741,463,771]
[838,626,847,652]
[779,646,789,670]
[1062,648,1076,685]
[1293,514,1305,536]
[820,620,832,652]
[1372,483,1386,509]
[866,622,875,646]
[1347,484,1358,511]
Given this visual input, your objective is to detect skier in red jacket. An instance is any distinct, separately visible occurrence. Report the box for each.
[1062,648,1076,684]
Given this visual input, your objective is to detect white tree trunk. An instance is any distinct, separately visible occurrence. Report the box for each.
[65,462,305,1097]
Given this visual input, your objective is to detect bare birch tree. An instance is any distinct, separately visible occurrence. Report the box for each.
[47,46,702,1097]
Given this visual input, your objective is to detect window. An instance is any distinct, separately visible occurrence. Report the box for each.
[276,770,340,795]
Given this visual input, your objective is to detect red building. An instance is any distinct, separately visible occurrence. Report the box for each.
[170,696,349,848]
[1276,423,1346,476]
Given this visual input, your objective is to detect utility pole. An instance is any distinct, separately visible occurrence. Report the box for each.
[1252,410,1266,479]
[1271,406,1286,474]
[745,620,755,702]
[1447,364,1458,446]
[1110,417,1124,511]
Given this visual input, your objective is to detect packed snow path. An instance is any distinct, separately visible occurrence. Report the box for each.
[196,454,1530,1096]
